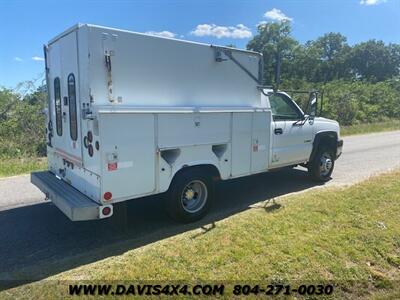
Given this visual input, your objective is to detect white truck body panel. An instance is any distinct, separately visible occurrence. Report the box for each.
[44,24,271,206]
[85,24,262,108]
[36,23,341,221]
[94,109,271,204]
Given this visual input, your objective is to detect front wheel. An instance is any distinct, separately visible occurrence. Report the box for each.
[308,148,335,182]
[166,168,214,223]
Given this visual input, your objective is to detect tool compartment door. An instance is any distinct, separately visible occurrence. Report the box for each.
[48,31,83,166]
[251,111,271,173]
[99,113,156,201]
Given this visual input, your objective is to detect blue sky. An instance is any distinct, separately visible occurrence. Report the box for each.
[0,0,399,89]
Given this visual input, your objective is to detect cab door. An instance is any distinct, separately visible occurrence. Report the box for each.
[48,31,83,167]
[269,93,313,167]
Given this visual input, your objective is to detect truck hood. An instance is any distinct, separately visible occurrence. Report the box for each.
[315,117,339,126]
[314,117,340,137]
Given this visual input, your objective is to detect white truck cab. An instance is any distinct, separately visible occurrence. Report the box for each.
[265,90,342,170]
[31,24,343,223]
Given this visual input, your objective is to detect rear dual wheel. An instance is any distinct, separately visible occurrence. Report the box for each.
[166,168,214,223]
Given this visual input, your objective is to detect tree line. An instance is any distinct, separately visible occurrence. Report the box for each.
[245,21,400,127]
[247,21,400,85]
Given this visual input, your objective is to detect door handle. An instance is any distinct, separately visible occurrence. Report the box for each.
[274,128,283,135]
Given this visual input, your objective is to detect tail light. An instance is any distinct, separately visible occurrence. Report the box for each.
[102,206,111,216]
[99,205,113,218]
[103,192,112,201]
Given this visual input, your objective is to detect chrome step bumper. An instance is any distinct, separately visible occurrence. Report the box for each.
[31,171,112,221]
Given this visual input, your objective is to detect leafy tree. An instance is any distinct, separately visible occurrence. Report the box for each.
[0,85,46,157]
[247,20,298,85]
[307,33,351,82]
[0,88,18,122]
[347,40,399,82]
[247,22,400,84]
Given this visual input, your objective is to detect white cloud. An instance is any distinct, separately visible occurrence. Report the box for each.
[257,20,268,27]
[145,31,176,38]
[14,57,23,62]
[190,24,252,39]
[264,8,293,22]
[32,56,44,61]
[360,0,386,5]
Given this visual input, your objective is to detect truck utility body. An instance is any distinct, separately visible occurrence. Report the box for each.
[32,24,343,222]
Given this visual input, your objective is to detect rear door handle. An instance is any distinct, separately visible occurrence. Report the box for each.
[274,128,283,135]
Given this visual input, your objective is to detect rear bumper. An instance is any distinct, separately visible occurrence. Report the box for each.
[336,139,343,159]
[31,171,112,221]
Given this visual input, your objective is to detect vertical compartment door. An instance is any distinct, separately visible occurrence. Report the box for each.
[251,111,271,173]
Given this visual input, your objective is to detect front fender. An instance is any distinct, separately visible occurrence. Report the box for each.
[309,131,339,162]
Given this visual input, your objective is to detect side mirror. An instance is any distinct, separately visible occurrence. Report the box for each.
[309,92,317,120]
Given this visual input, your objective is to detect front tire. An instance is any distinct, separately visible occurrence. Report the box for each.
[166,168,214,223]
[308,147,335,182]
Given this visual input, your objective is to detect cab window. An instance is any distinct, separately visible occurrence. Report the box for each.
[68,73,78,141]
[269,94,302,121]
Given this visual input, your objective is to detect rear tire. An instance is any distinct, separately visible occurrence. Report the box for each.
[308,147,335,182]
[166,168,214,223]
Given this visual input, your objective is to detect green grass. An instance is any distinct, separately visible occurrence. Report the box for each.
[341,120,400,136]
[3,170,400,299]
[0,157,47,178]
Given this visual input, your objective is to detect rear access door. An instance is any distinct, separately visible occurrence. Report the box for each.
[47,30,83,168]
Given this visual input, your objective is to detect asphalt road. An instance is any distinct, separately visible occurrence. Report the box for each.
[0,130,399,288]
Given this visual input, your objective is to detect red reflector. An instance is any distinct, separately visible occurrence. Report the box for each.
[108,162,118,171]
[103,192,112,201]
[102,206,111,216]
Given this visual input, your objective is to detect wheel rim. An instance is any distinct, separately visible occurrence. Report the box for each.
[319,152,333,176]
[180,180,208,213]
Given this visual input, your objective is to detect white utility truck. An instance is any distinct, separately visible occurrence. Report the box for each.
[31,24,343,222]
